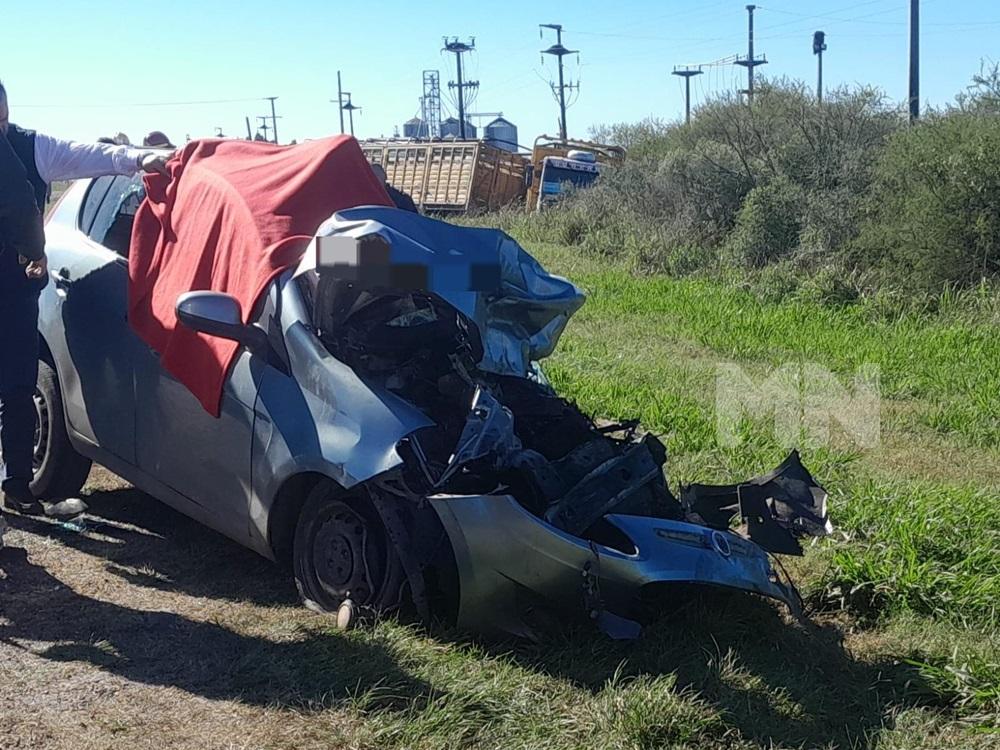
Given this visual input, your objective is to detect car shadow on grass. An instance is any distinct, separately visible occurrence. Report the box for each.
[0,491,441,715]
[464,590,945,750]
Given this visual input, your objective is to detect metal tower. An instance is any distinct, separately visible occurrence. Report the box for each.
[422,70,442,139]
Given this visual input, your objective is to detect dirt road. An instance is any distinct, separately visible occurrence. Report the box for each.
[0,468,371,750]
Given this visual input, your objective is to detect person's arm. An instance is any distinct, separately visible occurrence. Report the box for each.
[0,134,45,262]
[34,132,171,183]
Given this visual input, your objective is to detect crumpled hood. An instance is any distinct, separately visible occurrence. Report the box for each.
[294,206,586,376]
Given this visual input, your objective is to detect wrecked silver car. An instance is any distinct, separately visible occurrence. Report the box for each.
[36,180,829,638]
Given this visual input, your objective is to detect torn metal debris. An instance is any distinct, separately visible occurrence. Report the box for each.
[681,451,832,556]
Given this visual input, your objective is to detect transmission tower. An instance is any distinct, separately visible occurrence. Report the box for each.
[421,70,442,139]
[734,5,767,102]
[443,38,479,139]
[540,23,579,140]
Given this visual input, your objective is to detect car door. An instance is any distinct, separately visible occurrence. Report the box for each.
[53,175,142,464]
[130,280,264,543]
[88,173,262,541]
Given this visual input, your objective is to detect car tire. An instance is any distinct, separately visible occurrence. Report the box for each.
[30,360,93,501]
[292,482,406,615]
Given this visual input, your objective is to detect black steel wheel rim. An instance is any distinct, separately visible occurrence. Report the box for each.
[312,501,384,606]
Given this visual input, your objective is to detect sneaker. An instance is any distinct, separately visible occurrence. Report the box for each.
[1,488,42,516]
[41,498,88,518]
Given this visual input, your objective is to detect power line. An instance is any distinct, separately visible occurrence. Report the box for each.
[756,0,897,28]
[18,96,263,109]
[756,5,905,36]
[591,0,733,38]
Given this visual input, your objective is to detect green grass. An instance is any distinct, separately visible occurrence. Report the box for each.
[511,241,1000,736]
[540,247,1000,450]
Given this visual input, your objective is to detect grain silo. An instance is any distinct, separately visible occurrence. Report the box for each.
[484,117,518,152]
[403,117,427,138]
[440,117,477,139]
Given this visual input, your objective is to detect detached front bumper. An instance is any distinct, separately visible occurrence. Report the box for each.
[429,493,801,638]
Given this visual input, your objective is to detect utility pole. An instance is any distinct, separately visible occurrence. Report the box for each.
[256,116,271,143]
[332,80,360,137]
[813,31,827,103]
[909,0,919,122]
[264,96,279,144]
[672,66,703,124]
[336,71,345,133]
[540,24,579,140]
[735,5,767,102]
[245,116,252,140]
[341,93,360,136]
[443,37,478,139]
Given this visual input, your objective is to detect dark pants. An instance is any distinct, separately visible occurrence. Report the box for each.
[0,291,40,499]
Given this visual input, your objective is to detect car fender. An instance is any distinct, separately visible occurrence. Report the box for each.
[247,284,434,553]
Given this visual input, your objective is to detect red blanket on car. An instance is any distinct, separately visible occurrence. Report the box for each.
[129,136,392,416]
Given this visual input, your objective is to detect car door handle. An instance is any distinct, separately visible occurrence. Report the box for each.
[54,267,72,289]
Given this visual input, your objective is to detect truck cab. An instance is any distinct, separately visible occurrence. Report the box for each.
[537,150,602,209]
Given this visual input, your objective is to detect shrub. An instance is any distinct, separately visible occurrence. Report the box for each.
[854,113,1000,290]
[724,176,805,268]
[485,72,1000,298]
[544,80,900,275]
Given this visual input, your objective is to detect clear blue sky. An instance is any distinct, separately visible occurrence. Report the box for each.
[2,0,998,147]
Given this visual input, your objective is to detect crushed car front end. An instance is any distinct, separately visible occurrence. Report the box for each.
[290,207,831,637]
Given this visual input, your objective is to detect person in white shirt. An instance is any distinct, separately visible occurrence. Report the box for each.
[0,79,172,516]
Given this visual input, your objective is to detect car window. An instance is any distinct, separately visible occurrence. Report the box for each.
[79,175,116,236]
[89,175,145,256]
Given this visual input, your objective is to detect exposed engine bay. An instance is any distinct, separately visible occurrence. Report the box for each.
[310,281,678,535]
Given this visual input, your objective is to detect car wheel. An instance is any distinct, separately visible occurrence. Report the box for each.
[292,483,406,614]
[30,360,93,501]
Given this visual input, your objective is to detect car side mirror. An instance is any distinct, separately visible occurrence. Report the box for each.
[175,291,269,354]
